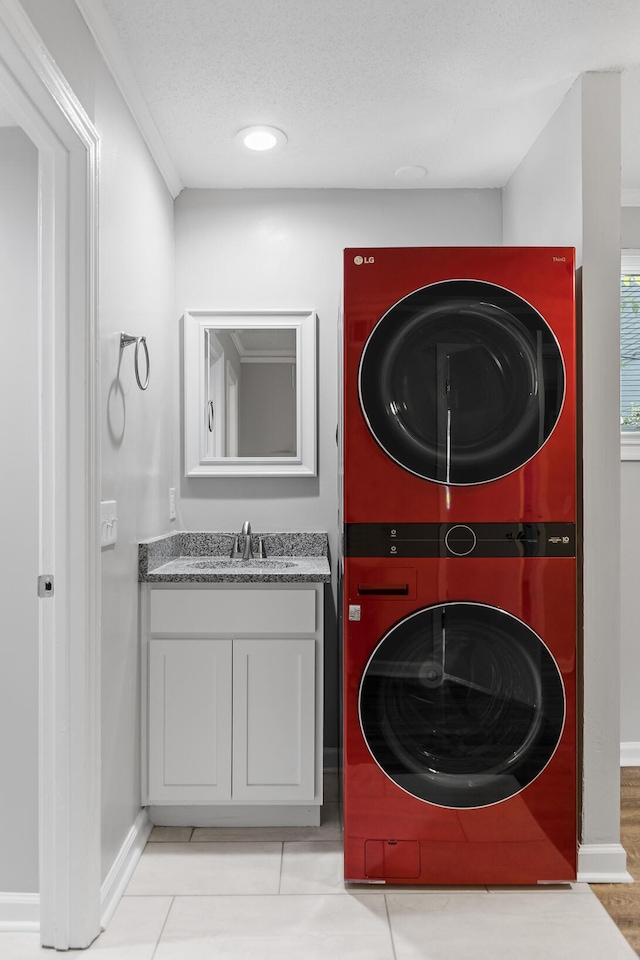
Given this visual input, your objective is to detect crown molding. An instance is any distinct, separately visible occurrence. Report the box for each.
[74,0,182,198]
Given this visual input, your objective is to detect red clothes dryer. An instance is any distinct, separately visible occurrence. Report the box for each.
[342,523,577,885]
[343,247,576,524]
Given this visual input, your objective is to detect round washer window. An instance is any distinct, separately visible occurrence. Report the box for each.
[359,280,565,485]
[359,602,565,808]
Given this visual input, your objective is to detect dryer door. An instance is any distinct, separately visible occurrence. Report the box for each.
[359,280,565,485]
[359,601,565,808]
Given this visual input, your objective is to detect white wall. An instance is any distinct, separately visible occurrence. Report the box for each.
[503,81,583,256]
[20,0,176,884]
[621,207,640,246]
[239,363,297,457]
[96,55,175,882]
[0,126,39,893]
[580,71,623,855]
[504,74,623,861]
[175,187,502,749]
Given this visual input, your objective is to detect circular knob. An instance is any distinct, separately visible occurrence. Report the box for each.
[445,524,477,557]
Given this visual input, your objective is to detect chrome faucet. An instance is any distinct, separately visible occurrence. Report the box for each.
[229,520,266,560]
[241,520,253,560]
[229,521,252,559]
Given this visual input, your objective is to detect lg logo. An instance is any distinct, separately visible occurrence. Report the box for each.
[354,255,375,265]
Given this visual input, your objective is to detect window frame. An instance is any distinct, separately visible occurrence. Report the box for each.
[620,250,640,460]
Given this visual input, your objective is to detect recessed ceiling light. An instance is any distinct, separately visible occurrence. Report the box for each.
[394,165,427,182]
[235,125,287,152]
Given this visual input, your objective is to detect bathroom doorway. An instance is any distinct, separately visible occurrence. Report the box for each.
[0,2,100,949]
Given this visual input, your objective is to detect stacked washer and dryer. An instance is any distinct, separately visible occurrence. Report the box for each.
[341,247,577,885]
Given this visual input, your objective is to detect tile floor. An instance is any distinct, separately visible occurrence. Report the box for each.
[0,777,636,959]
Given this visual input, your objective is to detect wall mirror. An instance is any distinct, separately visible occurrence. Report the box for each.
[184,309,317,477]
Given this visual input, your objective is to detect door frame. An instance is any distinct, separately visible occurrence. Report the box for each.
[0,0,100,949]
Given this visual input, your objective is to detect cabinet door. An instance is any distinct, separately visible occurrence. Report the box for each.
[148,639,232,804]
[232,639,315,802]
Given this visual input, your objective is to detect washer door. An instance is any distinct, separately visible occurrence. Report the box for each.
[359,280,565,484]
[359,602,565,808]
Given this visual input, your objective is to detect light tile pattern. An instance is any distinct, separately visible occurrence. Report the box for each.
[0,777,635,958]
[125,841,283,896]
[155,893,394,960]
[386,891,637,959]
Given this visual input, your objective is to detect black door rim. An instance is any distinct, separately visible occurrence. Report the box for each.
[358,600,566,809]
[358,279,566,486]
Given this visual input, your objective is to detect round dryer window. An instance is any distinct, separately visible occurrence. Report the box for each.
[359,602,565,808]
[358,280,565,484]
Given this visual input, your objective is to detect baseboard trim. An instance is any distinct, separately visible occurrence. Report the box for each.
[0,892,39,931]
[100,809,152,930]
[577,843,633,883]
[620,742,640,766]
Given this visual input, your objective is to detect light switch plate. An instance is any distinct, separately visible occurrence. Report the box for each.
[100,500,117,547]
[169,487,176,521]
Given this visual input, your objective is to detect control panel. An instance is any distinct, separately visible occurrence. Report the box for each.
[345,522,576,559]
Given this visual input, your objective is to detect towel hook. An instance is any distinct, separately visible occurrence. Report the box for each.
[120,332,150,390]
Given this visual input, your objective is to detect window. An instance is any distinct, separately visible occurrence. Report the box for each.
[621,251,640,459]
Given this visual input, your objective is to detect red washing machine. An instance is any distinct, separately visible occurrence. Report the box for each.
[342,523,577,885]
[343,247,576,524]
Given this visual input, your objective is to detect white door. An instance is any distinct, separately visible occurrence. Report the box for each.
[0,122,40,903]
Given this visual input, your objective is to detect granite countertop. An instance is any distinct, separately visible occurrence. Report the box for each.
[139,531,330,584]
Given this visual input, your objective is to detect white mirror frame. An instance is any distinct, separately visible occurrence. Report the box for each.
[184,309,317,477]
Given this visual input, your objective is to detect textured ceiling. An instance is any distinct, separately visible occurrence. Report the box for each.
[99,0,640,189]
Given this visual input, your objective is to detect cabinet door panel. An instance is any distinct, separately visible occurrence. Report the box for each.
[233,639,315,802]
[148,639,232,803]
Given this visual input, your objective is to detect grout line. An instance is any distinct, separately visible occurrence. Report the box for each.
[151,837,297,845]
[150,895,174,960]
[383,892,399,960]
[125,891,393,897]
[277,841,284,895]
[170,835,342,844]
[124,892,184,897]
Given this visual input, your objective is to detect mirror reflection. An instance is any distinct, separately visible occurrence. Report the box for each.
[205,326,297,458]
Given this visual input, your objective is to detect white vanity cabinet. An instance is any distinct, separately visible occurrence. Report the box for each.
[141,582,324,826]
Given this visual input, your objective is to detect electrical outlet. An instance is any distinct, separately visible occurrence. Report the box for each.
[169,487,176,521]
[100,500,117,547]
